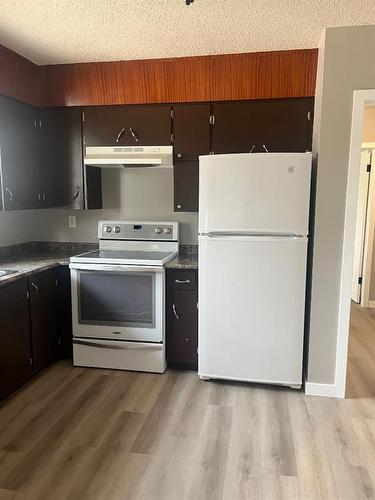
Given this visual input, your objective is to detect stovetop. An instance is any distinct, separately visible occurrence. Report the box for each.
[70,221,180,267]
[70,248,178,266]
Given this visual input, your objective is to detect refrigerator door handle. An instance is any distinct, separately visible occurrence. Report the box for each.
[200,231,306,238]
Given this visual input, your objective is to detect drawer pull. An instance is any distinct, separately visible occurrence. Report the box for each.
[175,279,191,284]
[172,304,179,320]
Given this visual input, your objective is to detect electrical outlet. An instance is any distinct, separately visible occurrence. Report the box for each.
[69,216,76,229]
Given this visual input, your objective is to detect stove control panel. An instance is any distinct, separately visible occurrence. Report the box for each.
[98,221,179,241]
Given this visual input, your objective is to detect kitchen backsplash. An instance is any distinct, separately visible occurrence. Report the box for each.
[1,169,198,246]
[33,168,199,245]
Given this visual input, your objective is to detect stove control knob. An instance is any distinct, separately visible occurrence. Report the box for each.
[104,225,112,233]
[163,227,171,234]
[114,226,121,233]
[154,227,162,234]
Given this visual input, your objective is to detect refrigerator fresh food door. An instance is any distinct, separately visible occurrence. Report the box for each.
[199,152,311,235]
[198,234,308,386]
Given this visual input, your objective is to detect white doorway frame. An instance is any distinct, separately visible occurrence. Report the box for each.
[336,89,375,398]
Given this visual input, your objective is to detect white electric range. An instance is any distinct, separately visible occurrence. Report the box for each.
[69,220,179,373]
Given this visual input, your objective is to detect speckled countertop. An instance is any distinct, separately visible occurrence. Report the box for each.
[0,242,98,287]
[0,242,198,287]
[165,246,198,269]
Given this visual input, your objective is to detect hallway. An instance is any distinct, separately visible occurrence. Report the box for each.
[347,304,375,400]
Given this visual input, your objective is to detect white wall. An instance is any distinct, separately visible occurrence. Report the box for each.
[308,25,375,385]
[33,168,198,244]
[0,211,35,247]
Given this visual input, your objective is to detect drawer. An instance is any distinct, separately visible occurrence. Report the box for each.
[167,270,197,290]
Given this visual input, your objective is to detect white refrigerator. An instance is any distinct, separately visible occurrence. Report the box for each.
[198,152,312,388]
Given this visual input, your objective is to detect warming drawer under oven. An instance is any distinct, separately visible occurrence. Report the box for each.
[70,264,165,343]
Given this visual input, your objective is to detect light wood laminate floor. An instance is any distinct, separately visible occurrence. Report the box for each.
[0,304,374,500]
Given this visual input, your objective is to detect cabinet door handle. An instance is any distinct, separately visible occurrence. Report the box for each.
[129,127,139,143]
[176,204,182,209]
[115,127,125,143]
[172,304,179,320]
[249,145,256,153]
[262,144,269,153]
[175,279,191,284]
[4,187,13,201]
[31,282,39,294]
[72,186,81,201]
[177,153,183,159]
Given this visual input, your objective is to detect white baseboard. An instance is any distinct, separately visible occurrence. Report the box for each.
[367,300,375,308]
[304,382,343,398]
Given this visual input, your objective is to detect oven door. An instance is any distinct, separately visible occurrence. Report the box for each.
[70,264,165,342]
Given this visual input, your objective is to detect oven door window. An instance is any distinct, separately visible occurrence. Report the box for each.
[78,271,155,328]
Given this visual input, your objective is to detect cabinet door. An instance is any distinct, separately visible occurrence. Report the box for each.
[173,104,210,160]
[39,107,84,209]
[167,288,198,368]
[124,105,171,146]
[83,106,126,146]
[174,160,199,212]
[211,98,313,154]
[0,280,32,399]
[0,95,40,210]
[211,101,260,154]
[256,98,313,153]
[29,269,59,372]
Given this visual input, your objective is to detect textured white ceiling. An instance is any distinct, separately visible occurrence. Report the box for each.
[0,0,374,65]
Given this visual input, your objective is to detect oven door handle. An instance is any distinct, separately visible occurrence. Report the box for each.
[69,263,164,273]
[73,339,162,351]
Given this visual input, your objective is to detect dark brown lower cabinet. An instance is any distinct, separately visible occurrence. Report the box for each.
[174,160,199,212]
[0,266,73,400]
[29,268,59,372]
[0,279,32,399]
[166,269,198,369]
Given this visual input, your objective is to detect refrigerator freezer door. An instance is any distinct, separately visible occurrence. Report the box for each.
[199,153,311,235]
[198,235,308,385]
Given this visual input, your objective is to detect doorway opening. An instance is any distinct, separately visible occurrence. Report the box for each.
[351,106,375,307]
[335,90,375,399]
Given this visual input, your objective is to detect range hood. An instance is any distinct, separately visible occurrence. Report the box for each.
[84,146,173,168]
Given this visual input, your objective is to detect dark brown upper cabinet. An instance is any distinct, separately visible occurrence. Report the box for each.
[39,107,84,209]
[29,268,59,373]
[0,279,32,400]
[124,105,172,146]
[0,96,86,211]
[255,98,313,153]
[83,106,126,146]
[172,103,211,160]
[0,95,40,210]
[211,101,259,154]
[174,160,199,212]
[211,98,313,154]
[82,104,171,147]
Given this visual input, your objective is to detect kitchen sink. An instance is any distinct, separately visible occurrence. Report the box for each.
[0,269,17,277]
